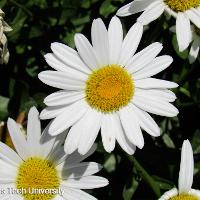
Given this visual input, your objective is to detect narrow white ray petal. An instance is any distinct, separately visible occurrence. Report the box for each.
[119,105,144,149]
[61,162,102,179]
[113,113,136,155]
[38,70,86,90]
[64,144,97,165]
[7,118,31,159]
[133,56,173,80]
[117,0,157,17]
[62,176,108,189]
[137,1,165,26]
[125,42,163,73]
[53,195,65,200]
[91,18,109,66]
[108,16,123,64]
[189,39,200,64]
[186,8,200,29]
[134,78,178,89]
[61,187,97,200]
[44,90,85,107]
[132,95,179,117]
[0,141,22,166]
[135,88,177,102]
[119,22,143,66]
[158,188,178,200]
[101,114,116,153]
[76,109,102,155]
[39,122,57,158]
[178,140,194,193]
[0,184,23,199]
[50,42,91,74]
[75,33,99,70]
[49,100,89,136]
[176,13,192,52]
[131,104,160,137]
[27,107,41,155]
[40,105,66,120]
[48,145,66,165]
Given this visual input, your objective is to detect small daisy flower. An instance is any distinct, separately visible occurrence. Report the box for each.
[117,0,200,52]
[0,107,108,200]
[159,140,200,200]
[39,16,178,155]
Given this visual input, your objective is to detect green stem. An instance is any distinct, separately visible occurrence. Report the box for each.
[128,155,161,197]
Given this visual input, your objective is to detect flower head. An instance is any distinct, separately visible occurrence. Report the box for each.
[0,107,108,200]
[117,0,200,52]
[39,16,178,155]
[159,140,200,200]
[0,9,12,65]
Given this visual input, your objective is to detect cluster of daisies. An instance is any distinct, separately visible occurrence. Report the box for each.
[0,0,200,199]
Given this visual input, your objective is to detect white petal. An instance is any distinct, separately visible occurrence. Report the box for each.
[101,114,116,153]
[186,8,200,29]
[91,18,109,66]
[62,176,108,189]
[64,144,97,165]
[49,100,89,136]
[7,118,31,160]
[158,188,178,200]
[119,105,144,149]
[133,55,173,80]
[119,22,143,66]
[40,105,66,120]
[176,13,192,52]
[48,145,66,165]
[132,95,179,117]
[131,104,160,137]
[135,88,177,102]
[44,90,85,107]
[0,141,22,166]
[125,42,163,73]
[137,1,165,26]
[61,162,102,179]
[113,114,136,155]
[38,70,86,90]
[76,109,102,155]
[178,140,194,193]
[134,78,178,89]
[75,33,99,70]
[108,16,123,64]
[189,39,200,64]
[27,107,41,155]
[50,42,91,74]
[61,187,97,200]
[117,0,157,17]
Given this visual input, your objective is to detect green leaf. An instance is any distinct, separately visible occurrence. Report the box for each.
[0,96,10,120]
[123,177,139,200]
[100,0,117,18]
[162,134,175,149]
[104,154,116,172]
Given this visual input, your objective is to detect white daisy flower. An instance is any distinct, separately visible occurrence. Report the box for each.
[159,140,200,200]
[38,16,178,155]
[117,0,200,52]
[0,107,108,200]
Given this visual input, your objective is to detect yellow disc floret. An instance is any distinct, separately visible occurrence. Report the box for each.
[85,65,134,113]
[16,157,60,200]
[164,0,200,12]
[169,194,200,200]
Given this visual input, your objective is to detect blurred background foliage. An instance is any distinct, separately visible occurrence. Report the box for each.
[0,0,200,199]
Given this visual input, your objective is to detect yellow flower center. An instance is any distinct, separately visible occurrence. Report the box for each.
[169,194,200,200]
[85,65,134,113]
[164,0,200,12]
[16,157,60,200]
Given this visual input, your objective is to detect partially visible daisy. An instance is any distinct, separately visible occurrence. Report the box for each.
[159,140,200,200]
[0,107,108,200]
[117,0,200,52]
[39,16,178,155]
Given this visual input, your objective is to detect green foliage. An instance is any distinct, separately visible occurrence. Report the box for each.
[0,0,200,199]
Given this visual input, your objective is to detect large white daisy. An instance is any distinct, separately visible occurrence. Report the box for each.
[117,0,200,52]
[159,140,200,200]
[38,16,178,155]
[0,107,108,200]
